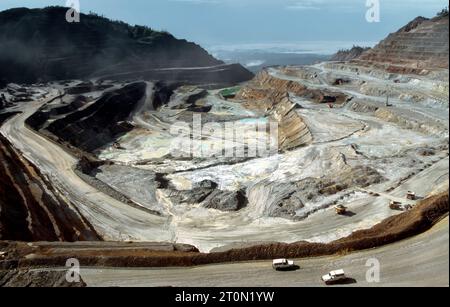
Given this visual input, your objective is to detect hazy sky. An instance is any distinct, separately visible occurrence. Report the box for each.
[0,0,447,51]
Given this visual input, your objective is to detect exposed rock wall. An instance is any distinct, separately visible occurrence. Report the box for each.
[161,180,248,212]
[237,71,315,151]
[0,135,101,242]
[354,15,449,74]
[250,70,309,94]
[238,71,348,105]
[268,93,313,151]
[45,82,146,152]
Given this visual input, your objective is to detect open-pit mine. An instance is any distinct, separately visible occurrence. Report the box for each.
[0,7,449,287]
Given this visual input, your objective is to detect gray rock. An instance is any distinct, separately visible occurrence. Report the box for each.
[202,190,248,211]
[166,180,248,212]
[167,180,218,205]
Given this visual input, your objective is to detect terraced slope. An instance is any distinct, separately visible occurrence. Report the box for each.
[354,15,449,74]
[46,83,146,152]
[0,133,100,242]
[268,94,313,151]
[236,70,347,150]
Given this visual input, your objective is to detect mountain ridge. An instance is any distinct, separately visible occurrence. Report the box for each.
[353,13,449,74]
[330,46,371,62]
[0,7,253,85]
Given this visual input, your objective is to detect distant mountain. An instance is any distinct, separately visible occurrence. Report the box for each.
[213,49,330,73]
[0,7,253,85]
[330,46,371,62]
[353,13,449,74]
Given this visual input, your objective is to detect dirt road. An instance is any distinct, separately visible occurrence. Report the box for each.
[77,217,449,287]
[0,92,172,242]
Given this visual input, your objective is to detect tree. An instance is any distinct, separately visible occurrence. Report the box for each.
[437,6,449,17]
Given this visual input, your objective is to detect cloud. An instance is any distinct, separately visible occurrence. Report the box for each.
[285,0,323,10]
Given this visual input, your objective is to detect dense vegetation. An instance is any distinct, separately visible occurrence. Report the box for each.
[0,6,222,83]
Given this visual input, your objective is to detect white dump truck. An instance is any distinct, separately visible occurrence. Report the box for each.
[272,259,296,271]
[406,191,416,200]
[322,269,347,285]
[390,200,413,211]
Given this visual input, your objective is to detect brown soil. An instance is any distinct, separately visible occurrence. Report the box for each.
[354,15,449,73]
[237,71,349,107]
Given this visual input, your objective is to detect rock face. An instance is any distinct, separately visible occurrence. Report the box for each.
[163,180,248,212]
[244,70,309,97]
[168,86,209,111]
[247,164,384,220]
[44,82,146,152]
[0,134,101,242]
[268,93,313,151]
[330,46,371,62]
[237,71,323,151]
[0,7,253,85]
[353,14,449,74]
[238,71,349,106]
[202,190,248,211]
